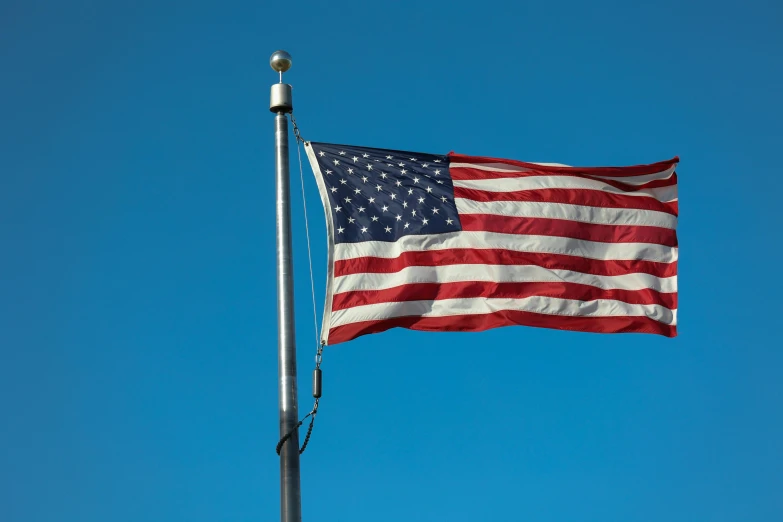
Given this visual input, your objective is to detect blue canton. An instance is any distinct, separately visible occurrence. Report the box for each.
[310,142,462,244]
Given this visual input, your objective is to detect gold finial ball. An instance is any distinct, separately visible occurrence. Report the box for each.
[270,50,292,73]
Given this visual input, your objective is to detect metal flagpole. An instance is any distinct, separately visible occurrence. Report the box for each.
[270,50,302,522]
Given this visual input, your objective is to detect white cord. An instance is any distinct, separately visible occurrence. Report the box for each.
[294,132,321,351]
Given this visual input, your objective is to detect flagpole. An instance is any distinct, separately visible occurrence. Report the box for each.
[270,50,302,522]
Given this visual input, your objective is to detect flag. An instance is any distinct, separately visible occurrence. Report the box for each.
[305,142,678,345]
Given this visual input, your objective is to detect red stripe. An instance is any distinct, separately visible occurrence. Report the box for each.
[332,280,677,311]
[460,215,678,247]
[448,153,679,178]
[335,249,677,279]
[454,186,678,216]
[328,310,676,344]
[451,166,677,193]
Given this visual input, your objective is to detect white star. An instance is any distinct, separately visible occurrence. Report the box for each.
[380,173,388,179]
[418,197,425,204]
[436,180,444,184]
[422,218,429,225]
[402,201,408,208]
[339,151,346,155]
[422,163,429,168]
[411,210,417,217]
[360,226,368,233]
[434,159,441,163]
[407,188,414,195]
[441,196,447,202]
[400,169,407,175]
[330,187,338,193]
[390,194,397,200]
[413,176,420,184]
[318,151,325,157]
[371,216,379,222]
[384,226,392,233]
[352,156,359,162]
[368,197,376,204]
[348,217,355,224]
[446,218,454,225]
[404,222,410,229]
[432,208,439,214]
[340,179,347,185]
[347,168,354,174]
[395,180,402,187]
[367,164,373,171]
[335,206,342,212]
[382,205,389,212]
[395,214,402,221]
[325,169,333,175]
[344,197,352,203]
[434,169,441,175]
[358,206,366,213]
[387,163,394,167]
[375,184,383,192]
[361,176,369,183]
[426,186,433,193]
[337,226,345,233]
[363,153,370,158]
[409,157,417,161]
[386,155,393,159]
[398,162,405,167]
[333,159,340,165]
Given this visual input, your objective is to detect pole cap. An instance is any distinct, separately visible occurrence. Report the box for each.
[270,83,293,113]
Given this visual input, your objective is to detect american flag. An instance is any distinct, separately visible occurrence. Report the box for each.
[305,142,678,345]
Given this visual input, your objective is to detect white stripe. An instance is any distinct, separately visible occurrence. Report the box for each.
[334,264,677,294]
[450,161,529,172]
[453,176,678,202]
[450,162,676,185]
[455,199,678,229]
[593,165,676,185]
[330,296,677,328]
[334,231,678,264]
[530,162,571,167]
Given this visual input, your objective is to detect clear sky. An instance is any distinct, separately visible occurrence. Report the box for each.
[2,1,782,521]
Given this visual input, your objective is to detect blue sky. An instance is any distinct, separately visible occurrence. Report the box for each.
[1,1,782,521]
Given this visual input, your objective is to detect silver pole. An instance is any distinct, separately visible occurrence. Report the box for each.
[270,50,301,522]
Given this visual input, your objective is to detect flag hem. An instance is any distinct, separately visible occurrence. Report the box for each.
[304,142,336,345]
